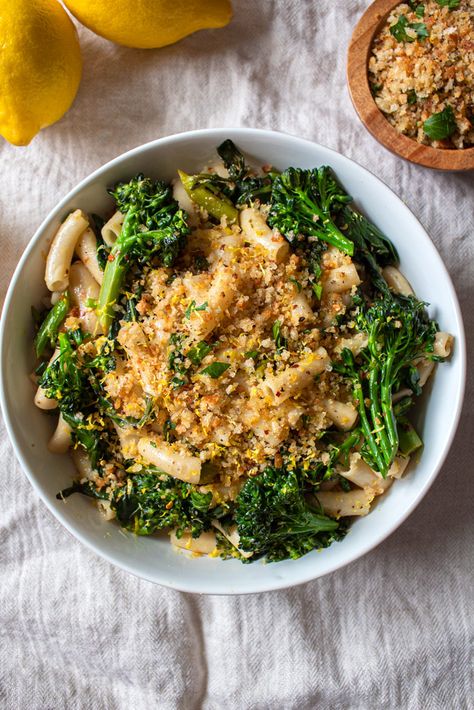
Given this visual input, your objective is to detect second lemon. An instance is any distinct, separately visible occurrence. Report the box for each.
[63,0,233,49]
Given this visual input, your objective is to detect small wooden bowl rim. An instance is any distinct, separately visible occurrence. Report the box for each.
[347,0,474,171]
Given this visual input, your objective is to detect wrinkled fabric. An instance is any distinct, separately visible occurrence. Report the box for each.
[0,2,473,708]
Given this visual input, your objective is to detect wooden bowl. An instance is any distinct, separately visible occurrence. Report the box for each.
[347,0,474,171]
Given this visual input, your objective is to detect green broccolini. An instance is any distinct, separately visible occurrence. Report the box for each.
[97,175,189,332]
[178,139,277,219]
[34,293,69,357]
[333,293,439,477]
[267,166,355,256]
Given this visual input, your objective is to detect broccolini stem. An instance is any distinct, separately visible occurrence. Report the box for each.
[96,210,137,333]
[35,292,69,357]
[352,371,387,475]
[178,171,239,224]
[398,421,423,456]
[96,255,128,333]
[368,366,392,466]
[380,354,399,456]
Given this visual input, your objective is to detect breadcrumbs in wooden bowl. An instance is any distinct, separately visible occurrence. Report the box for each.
[369,0,474,149]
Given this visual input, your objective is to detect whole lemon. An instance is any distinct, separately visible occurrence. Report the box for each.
[0,0,82,146]
[63,0,232,49]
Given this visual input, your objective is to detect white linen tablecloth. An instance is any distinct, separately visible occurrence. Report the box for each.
[0,2,473,708]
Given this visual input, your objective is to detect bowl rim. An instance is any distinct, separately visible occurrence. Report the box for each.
[0,127,467,594]
[347,0,474,171]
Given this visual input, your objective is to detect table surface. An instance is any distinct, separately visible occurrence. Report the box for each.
[0,2,472,708]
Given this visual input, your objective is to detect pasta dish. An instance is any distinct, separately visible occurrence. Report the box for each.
[32,140,453,562]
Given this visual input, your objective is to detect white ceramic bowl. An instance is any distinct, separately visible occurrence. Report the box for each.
[0,128,466,594]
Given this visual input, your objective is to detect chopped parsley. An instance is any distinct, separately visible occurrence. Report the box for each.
[200,362,230,378]
[434,0,460,8]
[423,106,456,140]
[272,320,287,351]
[390,15,429,42]
[185,300,208,319]
[407,90,418,105]
[244,350,259,361]
[288,276,302,292]
[163,419,176,442]
[312,282,323,300]
[187,341,212,366]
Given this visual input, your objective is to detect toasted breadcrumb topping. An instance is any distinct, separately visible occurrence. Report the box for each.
[103,213,356,494]
[369,1,474,148]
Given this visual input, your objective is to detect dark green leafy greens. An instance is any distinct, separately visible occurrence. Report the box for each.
[39,330,117,468]
[58,469,225,538]
[235,465,344,561]
[338,206,399,296]
[216,139,278,205]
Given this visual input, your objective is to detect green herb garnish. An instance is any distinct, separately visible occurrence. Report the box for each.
[288,277,302,292]
[390,15,428,42]
[188,341,212,366]
[423,106,456,140]
[185,300,208,319]
[244,350,259,360]
[272,320,287,351]
[434,0,460,8]
[200,362,230,378]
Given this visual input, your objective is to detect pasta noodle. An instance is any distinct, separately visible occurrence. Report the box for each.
[101,210,123,246]
[45,209,89,292]
[69,261,101,334]
[75,227,104,285]
[240,207,289,263]
[186,265,240,339]
[71,447,96,479]
[322,398,358,431]
[138,437,202,484]
[434,331,453,359]
[48,414,72,454]
[315,489,374,517]
[170,530,217,554]
[323,263,361,294]
[382,266,414,296]
[263,348,330,403]
[339,453,392,495]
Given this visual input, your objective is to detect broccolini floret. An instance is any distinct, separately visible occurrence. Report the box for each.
[268,166,354,255]
[333,293,440,476]
[97,175,189,331]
